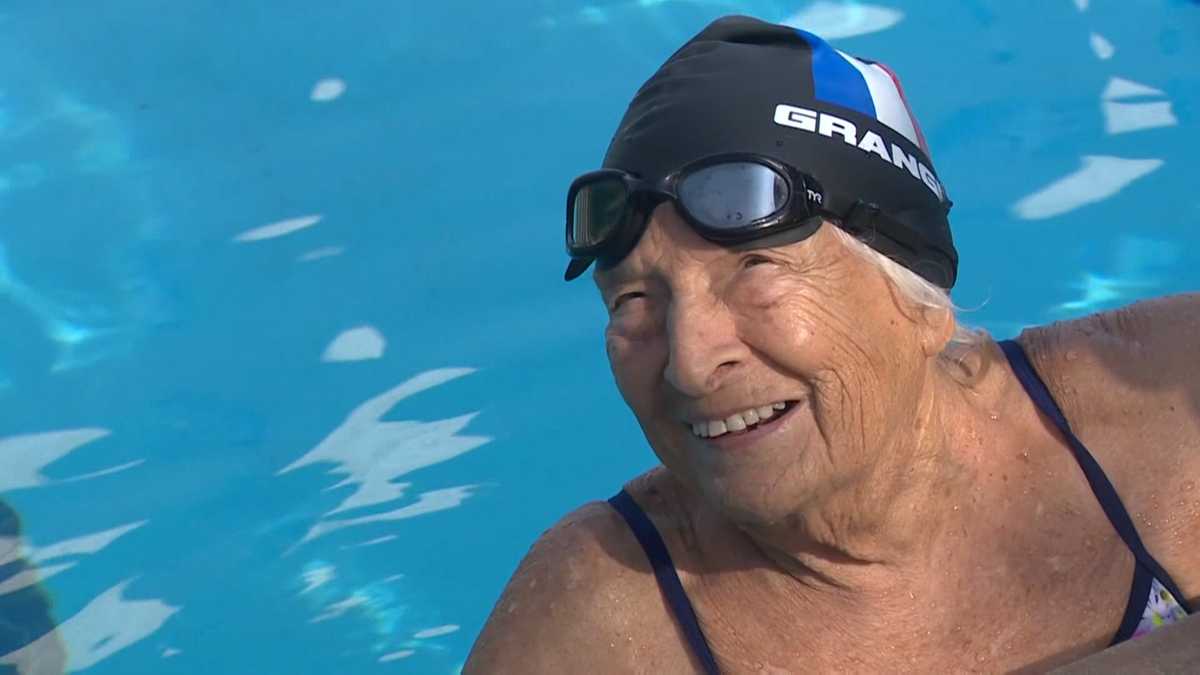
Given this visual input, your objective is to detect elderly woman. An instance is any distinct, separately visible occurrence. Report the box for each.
[466,15,1197,673]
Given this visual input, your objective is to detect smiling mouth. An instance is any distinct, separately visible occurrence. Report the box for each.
[688,400,801,439]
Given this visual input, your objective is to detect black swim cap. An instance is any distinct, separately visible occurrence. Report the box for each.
[602,15,958,288]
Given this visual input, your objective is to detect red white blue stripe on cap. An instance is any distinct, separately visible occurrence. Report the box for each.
[793,29,931,157]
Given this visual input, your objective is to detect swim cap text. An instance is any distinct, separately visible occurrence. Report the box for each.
[773,104,944,201]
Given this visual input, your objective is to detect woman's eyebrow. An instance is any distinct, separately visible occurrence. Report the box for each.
[595,265,642,289]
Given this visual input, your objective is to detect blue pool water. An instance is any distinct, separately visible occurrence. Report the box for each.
[0,1,1197,672]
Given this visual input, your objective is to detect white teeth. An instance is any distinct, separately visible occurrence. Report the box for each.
[691,401,791,439]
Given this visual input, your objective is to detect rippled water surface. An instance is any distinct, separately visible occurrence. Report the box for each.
[1,1,1198,672]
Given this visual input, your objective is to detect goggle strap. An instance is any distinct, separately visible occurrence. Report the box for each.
[839,200,955,288]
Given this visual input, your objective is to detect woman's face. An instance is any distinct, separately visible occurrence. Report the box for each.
[598,203,938,525]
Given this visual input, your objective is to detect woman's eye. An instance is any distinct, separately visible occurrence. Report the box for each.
[741,255,773,269]
[612,292,646,311]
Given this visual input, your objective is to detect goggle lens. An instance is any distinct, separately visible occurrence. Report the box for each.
[571,177,629,249]
[677,162,788,230]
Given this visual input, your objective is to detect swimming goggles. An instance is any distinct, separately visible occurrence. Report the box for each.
[564,153,831,281]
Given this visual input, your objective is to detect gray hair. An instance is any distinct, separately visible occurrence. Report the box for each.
[827,224,989,356]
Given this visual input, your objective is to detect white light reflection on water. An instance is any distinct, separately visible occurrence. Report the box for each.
[310,78,347,102]
[0,521,147,595]
[0,75,176,377]
[0,428,160,671]
[413,624,459,639]
[1012,155,1163,220]
[0,241,122,375]
[341,534,398,550]
[300,563,337,595]
[294,560,428,660]
[299,485,476,545]
[782,1,904,39]
[0,429,140,491]
[535,0,905,38]
[1089,32,1115,60]
[0,580,179,673]
[1049,235,1177,315]
[298,245,345,262]
[278,368,489,545]
[277,368,489,663]
[233,214,323,243]
[1103,77,1165,100]
[1101,76,1177,135]
[322,325,387,362]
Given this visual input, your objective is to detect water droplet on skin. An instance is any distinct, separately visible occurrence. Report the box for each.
[1183,480,1196,492]
[1065,350,1079,361]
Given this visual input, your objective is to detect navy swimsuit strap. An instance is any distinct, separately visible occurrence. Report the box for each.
[998,339,1193,641]
[606,339,1188,664]
[607,490,720,675]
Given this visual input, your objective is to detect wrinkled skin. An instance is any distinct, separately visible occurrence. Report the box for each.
[599,204,963,560]
[466,203,1200,674]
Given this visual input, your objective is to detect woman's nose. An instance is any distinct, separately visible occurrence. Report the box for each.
[663,297,745,398]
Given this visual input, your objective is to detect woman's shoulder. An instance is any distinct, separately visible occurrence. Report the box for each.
[464,468,696,673]
[1017,292,1200,599]
[1016,292,1199,439]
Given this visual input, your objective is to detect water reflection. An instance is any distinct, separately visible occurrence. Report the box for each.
[0,76,177,381]
[1090,32,1115,60]
[294,560,423,658]
[1012,155,1164,220]
[278,368,489,545]
[277,368,490,664]
[232,214,323,243]
[1051,236,1177,315]
[1,580,178,673]
[0,521,147,595]
[322,326,386,363]
[0,430,164,672]
[310,79,347,102]
[298,245,345,263]
[0,429,139,491]
[533,0,905,37]
[1102,77,1177,135]
[781,1,904,39]
[0,501,65,675]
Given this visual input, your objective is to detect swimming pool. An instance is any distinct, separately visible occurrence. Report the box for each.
[0,1,1197,672]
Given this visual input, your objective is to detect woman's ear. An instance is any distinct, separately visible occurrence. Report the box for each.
[919,305,955,357]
